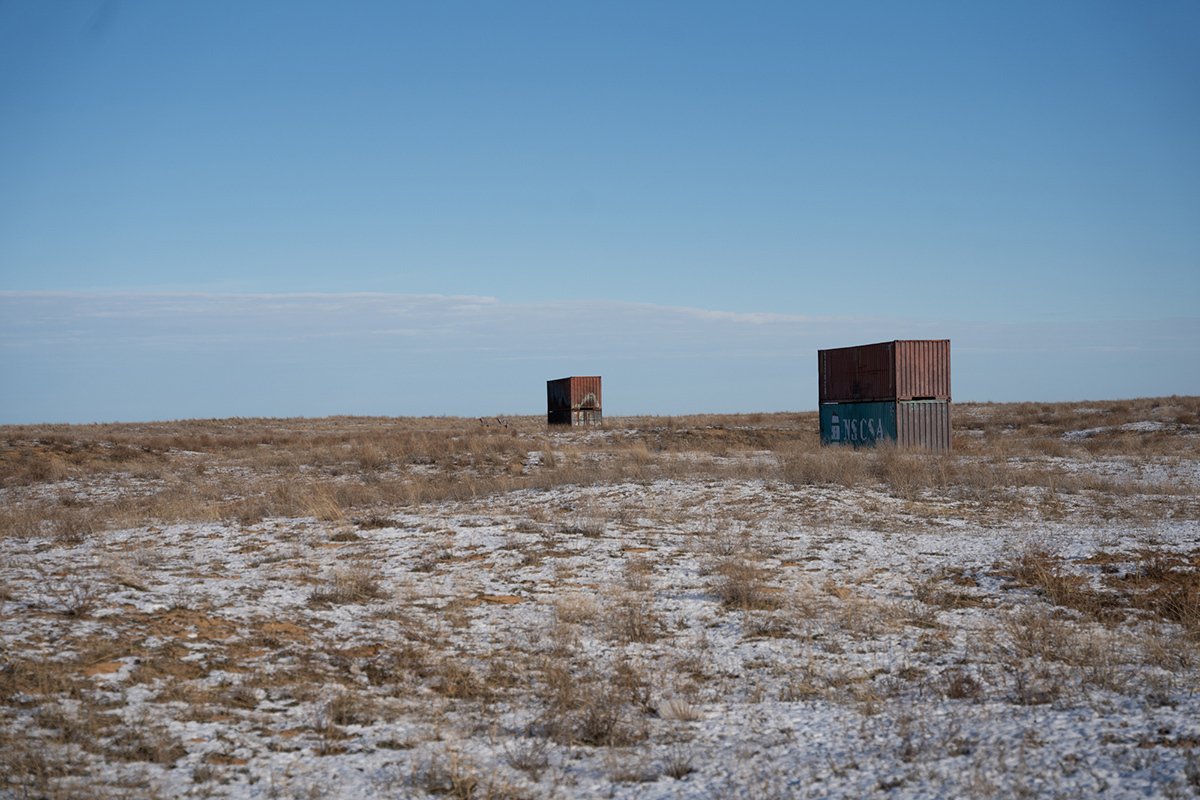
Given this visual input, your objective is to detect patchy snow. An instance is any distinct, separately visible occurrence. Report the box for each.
[1064,419,1173,441]
[1121,421,1170,433]
[3,469,1200,799]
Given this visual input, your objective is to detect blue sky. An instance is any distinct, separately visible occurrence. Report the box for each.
[2,1,1198,423]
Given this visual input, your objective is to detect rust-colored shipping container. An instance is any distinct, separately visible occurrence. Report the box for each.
[547,376,602,426]
[818,339,951,403]
[820,400,952,452]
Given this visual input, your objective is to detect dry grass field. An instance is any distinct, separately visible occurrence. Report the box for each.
[2,397,1199,799]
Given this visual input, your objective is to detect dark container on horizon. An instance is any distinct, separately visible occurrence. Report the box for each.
[818,339,951,404]
[547,376,602,426]
[819,400,952,452]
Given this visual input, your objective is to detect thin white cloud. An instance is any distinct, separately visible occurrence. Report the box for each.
[0,291,868,347]
[1,292,1196,422]
[2,291,1196,344]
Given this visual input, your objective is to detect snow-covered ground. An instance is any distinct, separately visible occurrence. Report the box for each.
[3,419,1200,799]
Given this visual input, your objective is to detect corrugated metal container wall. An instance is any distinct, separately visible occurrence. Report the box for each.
[896,400,952,451]
[820,402,897,446]
[820,400,951,452]
[819,341,895,403]
[547,376,602,426]
[894,340,951,401]
[567,376,602,410]
[819,340,951,403]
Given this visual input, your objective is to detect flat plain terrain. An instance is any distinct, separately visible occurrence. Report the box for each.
[2,397,1199,799]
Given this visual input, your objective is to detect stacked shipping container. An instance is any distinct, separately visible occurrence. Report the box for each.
[547,376,602,426]
[818,340,951,451]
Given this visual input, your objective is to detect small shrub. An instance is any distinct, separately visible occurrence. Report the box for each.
[1008,662,1066,706]
[106,723,187,764]
[326,690,374,726]
[713,558,781,611]
[938,667,983,700]
[658,697,703,721]
[433,661,490,701]
[51,507,97,545]
[559,516,606,538]
[1004,607,1072,661]
[609,593,661,644]
[1003,547,1117,619]
[307,562,385,605]
[414,749,528,799]
[37,569,100,617]
[504,738,550,781]
[304,484,346,522]
[622,556,654,593]
[356,514,401,529]
[554,593,599,625]
[535,663,647,747]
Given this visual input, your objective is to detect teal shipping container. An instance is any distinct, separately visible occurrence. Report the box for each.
[820,400,951,451]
